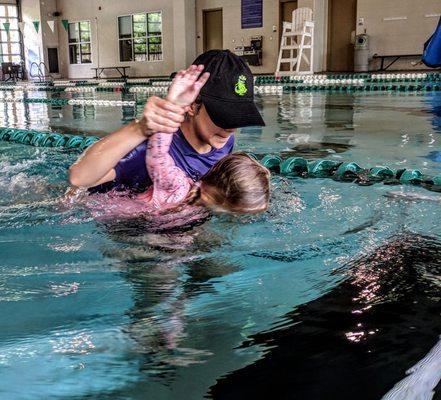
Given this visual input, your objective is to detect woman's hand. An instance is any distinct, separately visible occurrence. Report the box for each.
[139,96,187,135]
[166,64,210,107]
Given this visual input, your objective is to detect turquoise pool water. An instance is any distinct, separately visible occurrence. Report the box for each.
[0,90,440,399]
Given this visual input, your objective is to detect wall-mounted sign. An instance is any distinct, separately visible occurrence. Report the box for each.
[241,0,263,29]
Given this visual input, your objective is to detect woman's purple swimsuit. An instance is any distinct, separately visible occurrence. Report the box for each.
[89,129,234,194]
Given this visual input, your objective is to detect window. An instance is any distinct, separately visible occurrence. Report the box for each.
[68,21,91,64]
[0,4,22,63]
[118,12,162,62]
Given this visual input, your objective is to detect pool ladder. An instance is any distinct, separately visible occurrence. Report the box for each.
[29,61,53,82]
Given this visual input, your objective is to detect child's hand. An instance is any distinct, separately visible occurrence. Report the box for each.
[166,65,210,107]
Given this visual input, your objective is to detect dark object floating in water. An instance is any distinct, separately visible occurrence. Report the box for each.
[208,234,441,400]
[281,141,353,159]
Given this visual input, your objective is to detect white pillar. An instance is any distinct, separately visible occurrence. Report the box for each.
[21,0,44,76]
[173,0,196,72]
[20,0,60,78]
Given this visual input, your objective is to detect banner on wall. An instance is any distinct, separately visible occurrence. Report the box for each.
[18,21,25,33]
[33,20,40,33]
[47,20,55,33]
[3,22,10,33]
[241,0,263,29]
[61,19,69,32]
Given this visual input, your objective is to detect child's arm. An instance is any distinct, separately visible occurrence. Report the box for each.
[146,130,190,195]
[146,65,210,204]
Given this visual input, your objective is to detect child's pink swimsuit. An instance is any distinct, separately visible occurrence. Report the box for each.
[139,131,194,209]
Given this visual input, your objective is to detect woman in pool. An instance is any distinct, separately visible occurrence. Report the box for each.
[142,64,270,214]
[75,63,269,223]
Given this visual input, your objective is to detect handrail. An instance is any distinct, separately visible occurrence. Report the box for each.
[39,62,52,78]
[29,61,43,81]
[29,61,53,82]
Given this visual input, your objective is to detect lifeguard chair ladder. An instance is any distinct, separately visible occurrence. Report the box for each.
[276,7,314,76]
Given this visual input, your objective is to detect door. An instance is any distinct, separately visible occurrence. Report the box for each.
[280,0,297,43]
[279,1,298,71]
[203,9,223,52]
[327,0,357,72]
[47,47,59,73]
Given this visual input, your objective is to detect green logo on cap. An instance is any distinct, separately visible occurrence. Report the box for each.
[235,75,248,96]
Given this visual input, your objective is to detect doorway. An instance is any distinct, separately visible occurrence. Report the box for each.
[279,1,298,71]
[203,9,223,52]
[279,0,297,42]
[47,48,59,73]
[327,0,357,72]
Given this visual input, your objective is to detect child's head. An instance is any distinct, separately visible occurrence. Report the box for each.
[193,153,270,214]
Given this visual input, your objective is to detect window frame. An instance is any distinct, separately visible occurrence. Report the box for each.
[68,19,92,65]
[117,10,163,63]
[0,3,23,64]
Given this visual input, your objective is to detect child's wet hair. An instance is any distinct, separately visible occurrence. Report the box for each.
[198,152,270,214]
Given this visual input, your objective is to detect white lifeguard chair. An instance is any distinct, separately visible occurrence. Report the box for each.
[276,7,314,76]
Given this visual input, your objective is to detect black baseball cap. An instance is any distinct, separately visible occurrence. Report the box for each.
[192,49,265,129]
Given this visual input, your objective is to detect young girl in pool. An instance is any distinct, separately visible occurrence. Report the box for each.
[139,64,270,214]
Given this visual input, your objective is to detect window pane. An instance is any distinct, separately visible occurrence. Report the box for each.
[80,43,91,63]
[133,21,146,38]
[134,38,146,61]
[148,12,161,23]
[69,44,79,64]
[9,31,19,42]
[148,22,161,35]
[0,19,18,29]
[0,30,7,41]
[0,6,5,17]
[148,12,162,35]
[7,20,18,30]
[135,53,147,61]
[148,37,162,61]
[148,36,161,44]
[11,55,20,63]
[81,54,91,63]
[133,13,146,23]
[7,6,18,17]
[79,21,90,42]
[68,23,79,43]
[11,43,20,54]
[118,16,131,39]
[119,39,133,61]
[2,43,9,54]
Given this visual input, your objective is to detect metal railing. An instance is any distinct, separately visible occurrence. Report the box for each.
[29,61,53,82]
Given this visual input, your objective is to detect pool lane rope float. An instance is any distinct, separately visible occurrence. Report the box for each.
[129,86,169,93]
[0,128,100,150]
[255,72,440,84]
[0,97,142,107]
[1,126,440,193]
[255,83,441,94]
[256,154,441,192]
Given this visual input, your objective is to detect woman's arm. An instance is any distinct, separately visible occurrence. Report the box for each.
[68,97,186,188]
[69,121,146,188]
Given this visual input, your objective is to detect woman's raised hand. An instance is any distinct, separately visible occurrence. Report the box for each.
[139,96,187,135]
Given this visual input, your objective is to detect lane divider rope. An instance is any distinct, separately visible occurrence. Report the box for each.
[0,127,439,193]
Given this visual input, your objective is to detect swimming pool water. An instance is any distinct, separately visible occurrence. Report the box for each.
[0,90,440,399]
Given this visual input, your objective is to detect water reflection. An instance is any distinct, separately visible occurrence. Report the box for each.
[257,92,355,159]
[99,220,242,378]
[209,233,441,399]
